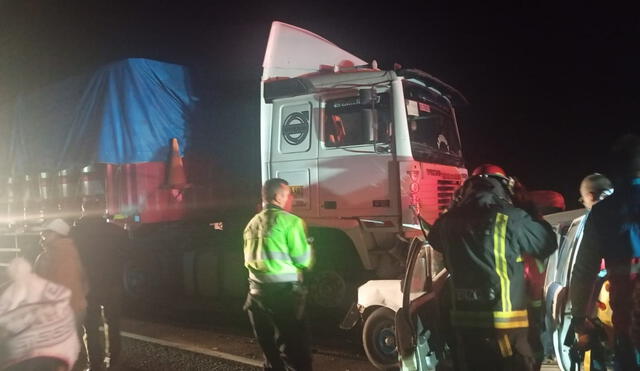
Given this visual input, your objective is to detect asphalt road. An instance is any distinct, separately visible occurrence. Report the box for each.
[113,316,561,371]
[64,294,562,371]
[117,317,375,371]
[117,337,256,371]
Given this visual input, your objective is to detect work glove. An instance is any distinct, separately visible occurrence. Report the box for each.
[571,316,597,351]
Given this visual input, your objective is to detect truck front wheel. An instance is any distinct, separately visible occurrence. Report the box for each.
[307,269,347,309]
[307,229,364,313]
[363,307,399,370]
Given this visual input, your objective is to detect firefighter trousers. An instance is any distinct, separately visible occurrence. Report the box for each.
[244,282,312,371]
[452,327,537,371]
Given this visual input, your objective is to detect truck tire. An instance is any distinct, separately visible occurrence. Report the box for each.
[307,229,364,313]
[363,307,399,370]
[307,269,347,308]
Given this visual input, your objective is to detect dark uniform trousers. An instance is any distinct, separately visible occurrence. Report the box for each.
[244,282,312,371]
[453,327,537,371]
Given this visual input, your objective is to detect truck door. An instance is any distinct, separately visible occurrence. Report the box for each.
[317,92,395,218]
[269,98,319,218]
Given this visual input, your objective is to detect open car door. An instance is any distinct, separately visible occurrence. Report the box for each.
[395,236,450,371]
[544,209,614,370]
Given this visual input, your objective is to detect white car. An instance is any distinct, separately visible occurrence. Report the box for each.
[543,208,614,370]
[344,207,597,371]
[341,237,448,370]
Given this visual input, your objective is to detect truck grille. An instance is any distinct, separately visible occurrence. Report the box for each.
[437,179,462,213]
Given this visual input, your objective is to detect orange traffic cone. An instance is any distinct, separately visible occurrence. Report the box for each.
[166,138,188,189]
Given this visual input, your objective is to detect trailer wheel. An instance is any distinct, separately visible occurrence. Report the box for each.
[363,307,399,370]
[123,260,150,299]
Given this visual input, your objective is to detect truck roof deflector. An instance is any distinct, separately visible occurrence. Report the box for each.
[262,21,367,81]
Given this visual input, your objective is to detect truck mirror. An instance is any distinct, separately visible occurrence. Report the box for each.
[362,109,378,143]
[359,88,377,106]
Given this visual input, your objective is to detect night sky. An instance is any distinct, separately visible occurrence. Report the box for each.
[1,2,638,209]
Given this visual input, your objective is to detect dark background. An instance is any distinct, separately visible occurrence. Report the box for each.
[1,1,638,209]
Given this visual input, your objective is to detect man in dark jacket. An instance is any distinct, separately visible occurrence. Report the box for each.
[571,134,640,370]
[71,197,127,371]
[429,164,557,371]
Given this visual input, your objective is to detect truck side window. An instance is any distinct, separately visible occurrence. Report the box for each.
[324,108,367,147]
[410,247,427,293]
[410,245,445,294]
[324,93,390,147]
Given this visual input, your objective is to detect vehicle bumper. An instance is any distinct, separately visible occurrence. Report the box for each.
[339,302,362,330]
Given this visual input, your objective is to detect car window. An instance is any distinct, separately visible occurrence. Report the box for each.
[410,247,428,293]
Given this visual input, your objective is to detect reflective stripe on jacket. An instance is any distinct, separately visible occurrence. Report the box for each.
[243,204,313,283]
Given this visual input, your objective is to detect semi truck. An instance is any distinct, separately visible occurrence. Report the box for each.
[0,22,468,325]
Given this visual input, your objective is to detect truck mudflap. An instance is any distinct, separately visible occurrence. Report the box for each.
[339,302,361,330]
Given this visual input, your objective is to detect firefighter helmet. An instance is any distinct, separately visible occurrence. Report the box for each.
[471,164,508,179]
[471,163,515,195]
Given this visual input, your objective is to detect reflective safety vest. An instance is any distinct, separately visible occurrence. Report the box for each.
[243,204,313,283]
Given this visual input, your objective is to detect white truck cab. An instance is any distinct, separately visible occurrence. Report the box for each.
[260,22,467,313]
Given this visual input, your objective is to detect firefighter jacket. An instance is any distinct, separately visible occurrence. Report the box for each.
[429,177,558,330]
[571,179,640,333]
[244,204,314,284]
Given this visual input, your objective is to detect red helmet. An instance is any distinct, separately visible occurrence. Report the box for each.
[471,163,508,179]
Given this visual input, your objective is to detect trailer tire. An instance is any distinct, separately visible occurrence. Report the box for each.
[363,307,399,370]
[123,260,151,299]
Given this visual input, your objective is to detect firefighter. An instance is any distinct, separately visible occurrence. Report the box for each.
[243,178,314,371]
[429,164,557,371]
[510,178,554,369]
[571,134,640,370]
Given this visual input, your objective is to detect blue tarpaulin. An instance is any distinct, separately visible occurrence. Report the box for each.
[0,58,197,175]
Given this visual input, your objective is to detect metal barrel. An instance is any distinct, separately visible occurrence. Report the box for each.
[22,174,39,225]
[58,168,77,199]
[2,177,17,228]
[39,172,54,201]
[38,171,56,220]
[79,164,105,199]
[57,168,80,217]
[0,178,5,227]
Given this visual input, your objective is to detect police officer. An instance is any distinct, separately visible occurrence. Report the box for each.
[243,178,314,371]
[571,135,640,370]
[429,164,557,371]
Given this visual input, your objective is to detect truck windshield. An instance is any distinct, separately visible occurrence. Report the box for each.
[404,83,463,167]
